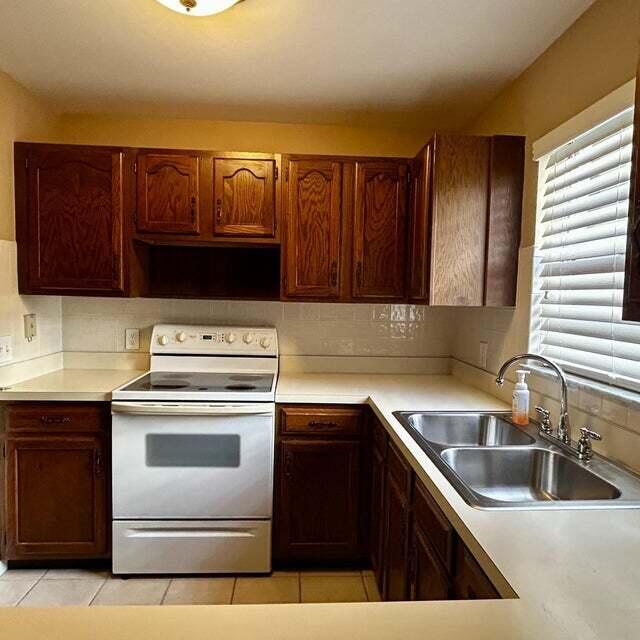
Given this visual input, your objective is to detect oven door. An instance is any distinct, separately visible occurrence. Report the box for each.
[111,402,274,520]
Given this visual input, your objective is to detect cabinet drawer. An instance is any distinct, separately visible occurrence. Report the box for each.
[4,403,106,433]
[387,441,412,497]
[279,406,362,436]
[413,480,456,573]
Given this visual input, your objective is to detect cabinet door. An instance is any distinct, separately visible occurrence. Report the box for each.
[136,153,200,234]
[429,134,490,306]
[5,436,107,559]
[276,439,361,561]
[410,522,450,601]
[454,545,500,600]
[623,58,640,320]
[370,441,386,592]
[284,159,342,298]
[383,473,411,601]
[214,158,276,237]
[408,143,432,301]
[352,161,408,299]
[19,144,125,294]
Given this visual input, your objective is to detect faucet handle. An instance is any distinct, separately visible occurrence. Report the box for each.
[577,427,602,461]
[579,427,602,441]
[535,406,552,434]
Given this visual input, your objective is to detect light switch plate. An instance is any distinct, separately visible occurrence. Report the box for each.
[479,341,489,369]
[125,328,140,351]
[24,314,37,342]
[0,335,13,364]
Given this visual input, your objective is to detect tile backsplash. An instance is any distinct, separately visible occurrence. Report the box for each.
[61,297,454,359]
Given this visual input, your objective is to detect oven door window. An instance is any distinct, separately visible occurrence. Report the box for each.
[145,434,241,468]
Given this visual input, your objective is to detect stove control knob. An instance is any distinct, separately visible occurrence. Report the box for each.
[225,333,236,344]
[243,333,255,344]
[157,334,169,346]
[260,336,272,349]
[176,331,187,343]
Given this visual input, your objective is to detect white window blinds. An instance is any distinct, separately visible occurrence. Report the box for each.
[532,107,638,391]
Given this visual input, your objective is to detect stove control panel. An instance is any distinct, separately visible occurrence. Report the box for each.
[151,325,278,356]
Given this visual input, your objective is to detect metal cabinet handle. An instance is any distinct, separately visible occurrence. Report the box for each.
[94,449,104,476]
[216,198,223,224]
[40,416,71,425]
[308,420,339,429]
[330,261,338,287]
[284,450,294,478]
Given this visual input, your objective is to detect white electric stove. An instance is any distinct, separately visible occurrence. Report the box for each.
[110,324,278,575]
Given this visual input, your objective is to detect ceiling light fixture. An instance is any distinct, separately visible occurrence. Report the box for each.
[156,0,243,17]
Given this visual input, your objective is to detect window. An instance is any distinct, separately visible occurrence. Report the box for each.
[531,107,638,391]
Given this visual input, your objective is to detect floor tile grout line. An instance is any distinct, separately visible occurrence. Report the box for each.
[361,574,369,602]
[160,579,173,605]
[14,576,43,607]
[229,577,237,604]
[297,572,302,604]
[88,578,109,606]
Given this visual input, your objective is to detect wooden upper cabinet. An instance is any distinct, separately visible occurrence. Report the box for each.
[136,152,200,235]
[283,158,342,298]
[408,143,432,301]
[352,161,408,300]
[213,157,277,238]
[623,58,640,320]
[430,134,490,306]
[15,144,125,295]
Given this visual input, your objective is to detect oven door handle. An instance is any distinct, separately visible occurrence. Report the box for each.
[111,402,274,416]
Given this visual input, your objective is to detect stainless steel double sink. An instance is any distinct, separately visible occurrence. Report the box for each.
[392,411,640,509]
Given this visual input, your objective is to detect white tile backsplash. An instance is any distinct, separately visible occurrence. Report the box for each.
[60,297,454,359]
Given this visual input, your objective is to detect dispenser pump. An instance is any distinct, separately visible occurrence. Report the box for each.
[512,369,530,425]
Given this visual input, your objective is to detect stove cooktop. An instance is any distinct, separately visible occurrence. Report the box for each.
[119,371,275,394]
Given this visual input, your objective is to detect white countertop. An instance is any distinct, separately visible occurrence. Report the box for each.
[1,369,640,639]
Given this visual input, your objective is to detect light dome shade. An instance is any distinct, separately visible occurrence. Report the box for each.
[156,0,242,16]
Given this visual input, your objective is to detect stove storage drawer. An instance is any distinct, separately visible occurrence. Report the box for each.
[279,405,362,436]
[112,520,271,574]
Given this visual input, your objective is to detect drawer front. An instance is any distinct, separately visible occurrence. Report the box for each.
[413,480,456,573]
[387,441,412,496]
[279,406,362,436]
[4,404,106,433]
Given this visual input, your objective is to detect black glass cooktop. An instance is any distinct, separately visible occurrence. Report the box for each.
[121,371,275,393]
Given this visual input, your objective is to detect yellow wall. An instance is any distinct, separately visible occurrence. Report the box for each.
[0,71,60,240]
[56,113,425,158]
[465,0,640,246]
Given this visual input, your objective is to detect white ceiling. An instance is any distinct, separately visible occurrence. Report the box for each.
[0,0,594,130]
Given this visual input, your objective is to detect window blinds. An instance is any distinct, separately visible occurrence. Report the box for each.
[532,107,638,391]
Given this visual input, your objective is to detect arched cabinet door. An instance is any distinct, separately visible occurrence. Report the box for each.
[213,156,278,238]
[283,158,342,299]
[136,152,200,235]
[17,144,125,295]
[352,161,408,300]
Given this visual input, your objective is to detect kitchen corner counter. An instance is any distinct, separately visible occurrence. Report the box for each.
[0,369,144,402]
[1,370,640,640]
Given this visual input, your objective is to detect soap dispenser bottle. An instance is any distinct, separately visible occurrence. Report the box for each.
[512,369,530,426]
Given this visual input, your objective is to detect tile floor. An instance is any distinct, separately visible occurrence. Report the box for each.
[0,568,381,606]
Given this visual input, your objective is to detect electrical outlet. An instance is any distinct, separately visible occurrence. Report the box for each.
[23,314,37,342]
[0,335,13,364]
[125,328,140,351]
[479,341,489,369]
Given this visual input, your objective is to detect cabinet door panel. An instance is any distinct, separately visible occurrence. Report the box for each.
[284,160,342,298]
[5,436,107,559]
[214,158,276,237]
[353,162,408,299]
[23,145,124,293]
[430,135,489,306]
[411,523,450,601]
[276,439,360,561]
[384,474,411,601]
[409,143,432,301]
[454,544,500,600]
[137,153,200,234]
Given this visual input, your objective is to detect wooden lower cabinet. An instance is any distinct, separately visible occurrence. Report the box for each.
[453,544,500,600]
[410,522,450,600]
[369,421,387,592]
[1,403,110,561]
[274,405,365,563]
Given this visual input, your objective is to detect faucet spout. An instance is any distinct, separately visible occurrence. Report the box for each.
[496,353,571,444]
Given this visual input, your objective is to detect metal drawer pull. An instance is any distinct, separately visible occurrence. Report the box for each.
[40,416,71,424]
[308,420,339,429]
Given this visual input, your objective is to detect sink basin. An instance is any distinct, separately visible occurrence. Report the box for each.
[395,411,534,448]
[440,448,621,505]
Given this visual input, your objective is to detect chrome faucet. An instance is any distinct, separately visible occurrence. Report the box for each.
[496,353,571,444]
